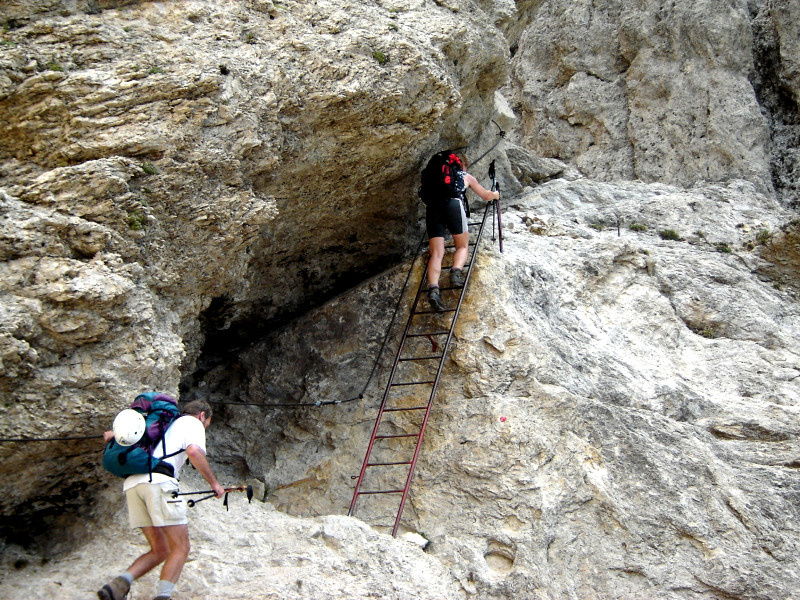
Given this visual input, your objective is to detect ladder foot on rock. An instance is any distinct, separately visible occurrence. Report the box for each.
[348,205,495,536]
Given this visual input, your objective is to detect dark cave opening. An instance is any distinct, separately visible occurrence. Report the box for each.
[749,1,800,207]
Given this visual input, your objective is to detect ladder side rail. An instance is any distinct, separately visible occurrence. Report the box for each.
[348,260,431,516]
[390,201,494,536]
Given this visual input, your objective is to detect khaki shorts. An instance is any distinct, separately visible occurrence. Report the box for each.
[125,481,187,528]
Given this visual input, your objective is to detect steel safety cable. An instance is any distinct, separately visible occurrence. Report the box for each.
[0,434,104,443]
[467,120,506,169]
[0,133,505,439]
[208,231,429,409]
[0,236,427,443]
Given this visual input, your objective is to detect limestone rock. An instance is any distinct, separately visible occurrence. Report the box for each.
[504,143,578,187]
[0,471,463,600]
[505,0,775,192]
[0,0,508,539]
[192,178,800,598]
[750,0,800,205]
[771,0,800,102]
[1,0,800,598]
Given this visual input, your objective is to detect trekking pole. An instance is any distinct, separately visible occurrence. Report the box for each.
[489,160,496,242]
[170,485,254,509]
[496,183,503,253]
[491,200,496,241]
[488,160,504,253]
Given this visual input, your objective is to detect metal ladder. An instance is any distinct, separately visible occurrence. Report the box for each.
[348,199,497,536]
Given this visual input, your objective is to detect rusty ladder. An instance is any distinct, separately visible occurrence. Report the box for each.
[347,199,497,536]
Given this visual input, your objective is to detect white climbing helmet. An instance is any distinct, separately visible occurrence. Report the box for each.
[113,409,146,446]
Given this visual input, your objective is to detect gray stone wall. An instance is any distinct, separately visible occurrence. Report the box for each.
[1,0,799,598]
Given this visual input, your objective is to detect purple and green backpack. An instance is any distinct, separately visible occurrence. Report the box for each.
[102,392,183,480]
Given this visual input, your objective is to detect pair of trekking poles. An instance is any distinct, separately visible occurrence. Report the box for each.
[168,484,254,510]
[473,119,504,253]
[488,159,503,253]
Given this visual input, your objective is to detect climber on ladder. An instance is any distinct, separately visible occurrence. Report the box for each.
[418,151,500,312]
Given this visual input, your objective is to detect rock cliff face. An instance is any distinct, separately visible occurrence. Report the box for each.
[0,0,506,542]
[1,0,799,599]
[507,0,778,192]
[180,176,800,600]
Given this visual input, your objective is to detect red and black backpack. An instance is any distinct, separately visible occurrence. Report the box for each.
[418,151,464,206]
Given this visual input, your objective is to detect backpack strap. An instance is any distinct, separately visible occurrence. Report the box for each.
[151,461,175,478]
[145,407,182,482]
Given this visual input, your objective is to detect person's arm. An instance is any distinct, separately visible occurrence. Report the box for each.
[464,172,500,202]
[186,444,225,498]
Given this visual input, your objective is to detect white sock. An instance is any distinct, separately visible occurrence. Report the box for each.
[120,572,134,585]
[157,580,175,597]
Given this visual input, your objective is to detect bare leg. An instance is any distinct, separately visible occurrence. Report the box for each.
[127,526,169,579]
[427,237,445,287]
[159,524,191,583]
[452,232,469,271]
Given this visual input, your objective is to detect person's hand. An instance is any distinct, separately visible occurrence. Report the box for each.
[103,430,115,443]
[492,191,500,201]
[212,482,225,498]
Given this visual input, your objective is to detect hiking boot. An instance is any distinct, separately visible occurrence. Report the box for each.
[450,268,464,288]
[428,286,446,312]
[98,576,130,600]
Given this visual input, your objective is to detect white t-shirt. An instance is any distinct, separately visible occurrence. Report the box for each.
[122,415,207,491]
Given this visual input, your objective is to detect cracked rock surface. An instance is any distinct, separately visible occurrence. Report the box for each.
[1,0,799,598]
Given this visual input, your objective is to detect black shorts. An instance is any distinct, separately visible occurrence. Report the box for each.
[426,197,468,239]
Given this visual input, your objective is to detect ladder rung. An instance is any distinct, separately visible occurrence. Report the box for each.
[444,242,477,249]
[414,308,457,315]
[406,331,449,337]
[350,204,492,532]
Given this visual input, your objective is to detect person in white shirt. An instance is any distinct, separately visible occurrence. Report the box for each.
[98,400,224,600]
